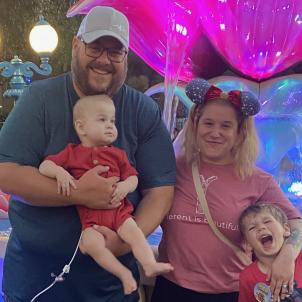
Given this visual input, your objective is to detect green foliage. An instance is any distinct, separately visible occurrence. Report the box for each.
[0,1,163,121]
[0,0,81,76]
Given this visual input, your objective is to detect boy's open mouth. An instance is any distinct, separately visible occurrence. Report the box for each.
[260,234,273,248]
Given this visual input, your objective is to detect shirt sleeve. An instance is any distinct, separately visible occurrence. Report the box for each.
[260,174,301,220]
[135,96,176,190]
[118,149,138,180]
[0,84,47,167]
[45,145,71,170]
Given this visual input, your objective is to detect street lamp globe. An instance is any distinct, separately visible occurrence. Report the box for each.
[29,16,58,57]
[0,15,58,100]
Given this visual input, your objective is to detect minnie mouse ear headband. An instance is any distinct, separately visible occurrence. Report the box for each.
[185,78,260,117]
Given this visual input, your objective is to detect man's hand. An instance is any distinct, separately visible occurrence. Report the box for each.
[93,225,130,256]
[74,165,120,209]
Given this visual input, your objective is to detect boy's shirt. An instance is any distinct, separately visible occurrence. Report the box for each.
[239,252,302,302]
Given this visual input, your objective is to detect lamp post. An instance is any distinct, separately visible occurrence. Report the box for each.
[0,16,58,100]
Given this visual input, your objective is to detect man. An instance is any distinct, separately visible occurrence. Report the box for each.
[0,6,176,302]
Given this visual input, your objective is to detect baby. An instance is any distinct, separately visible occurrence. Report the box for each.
[39,94,173,294]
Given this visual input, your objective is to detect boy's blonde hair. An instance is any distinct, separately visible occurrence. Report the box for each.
[238,203,288,237]
[183,99,259,178]
[73,94,113,121]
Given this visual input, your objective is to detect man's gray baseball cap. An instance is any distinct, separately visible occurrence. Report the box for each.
[77,6,129,48]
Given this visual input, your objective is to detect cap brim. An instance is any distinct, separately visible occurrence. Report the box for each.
[81,30,128,48]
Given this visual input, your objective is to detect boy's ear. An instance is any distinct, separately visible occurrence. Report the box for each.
[74,119,85,136]
[283,223,291,238]
[242,239,253,254]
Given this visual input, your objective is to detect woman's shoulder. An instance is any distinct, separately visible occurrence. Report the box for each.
[247,166,276,187]
[252,166,274,179]
[176,155,188,167]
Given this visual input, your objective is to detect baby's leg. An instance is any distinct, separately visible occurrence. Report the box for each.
[80,227,137,294]
[117,218,173,277]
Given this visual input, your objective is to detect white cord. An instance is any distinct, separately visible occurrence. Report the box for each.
[30,231,83,302]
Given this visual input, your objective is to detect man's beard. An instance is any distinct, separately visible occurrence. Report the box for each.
[71,53,127,97]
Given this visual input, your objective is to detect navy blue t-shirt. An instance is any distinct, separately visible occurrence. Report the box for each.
[0,73,176,302]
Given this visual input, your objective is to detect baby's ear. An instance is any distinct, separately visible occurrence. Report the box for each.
[74,119,84,135]
[284,223,291,238]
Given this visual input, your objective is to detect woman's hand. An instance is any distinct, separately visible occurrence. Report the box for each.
[267,247,295,302]
[268,219,302,302]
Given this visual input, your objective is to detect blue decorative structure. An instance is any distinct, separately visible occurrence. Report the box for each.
[0,55,52,99]
[0,16,58,100]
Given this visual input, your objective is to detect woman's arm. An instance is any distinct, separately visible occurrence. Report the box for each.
[269,218,302,302]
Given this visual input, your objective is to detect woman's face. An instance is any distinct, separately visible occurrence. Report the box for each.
[197,101,239,165]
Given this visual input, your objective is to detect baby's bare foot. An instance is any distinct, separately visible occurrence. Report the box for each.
[144,262,174,277]
[121,272,137,295]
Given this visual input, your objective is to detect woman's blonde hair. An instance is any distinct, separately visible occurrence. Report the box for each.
[183,99,259,178]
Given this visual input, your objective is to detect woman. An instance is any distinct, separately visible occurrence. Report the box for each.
[151,78,302,302]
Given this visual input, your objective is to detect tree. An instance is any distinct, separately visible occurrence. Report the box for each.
[0,1,163,120]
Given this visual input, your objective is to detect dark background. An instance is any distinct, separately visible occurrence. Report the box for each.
[0,0,164,121]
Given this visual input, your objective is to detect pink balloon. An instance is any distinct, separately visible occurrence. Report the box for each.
[67,1,302,81]
[67,0,227,82]
[198,0,302,80]
[0,191,9,212]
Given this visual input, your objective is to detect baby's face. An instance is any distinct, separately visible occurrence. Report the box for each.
[81,101,118,147]
[243,211,290,258]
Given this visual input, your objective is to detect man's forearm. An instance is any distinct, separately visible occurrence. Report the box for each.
[134,185,174,236]
[0,163,75,206]
[0,163,117,208]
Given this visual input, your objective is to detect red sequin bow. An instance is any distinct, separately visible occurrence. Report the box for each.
[205,85,242,109]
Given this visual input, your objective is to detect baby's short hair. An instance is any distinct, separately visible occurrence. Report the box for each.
[238,203,288,237]
[73,94,113,120]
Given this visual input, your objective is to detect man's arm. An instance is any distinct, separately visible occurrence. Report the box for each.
[97,185,174,256]
[134,186,174,236]
[0,162,118,208]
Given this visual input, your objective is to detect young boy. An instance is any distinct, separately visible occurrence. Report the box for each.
[238,203,302,302]
[39,94,173,295]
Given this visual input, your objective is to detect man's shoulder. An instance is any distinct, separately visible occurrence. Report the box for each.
[29,72,70,93]
[122,84,146,97]
[120,84,156,107]
[31,72,68,86]
[21,73,72,108]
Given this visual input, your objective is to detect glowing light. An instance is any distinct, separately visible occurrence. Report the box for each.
[29,19,58,55]
[295,14,302,24]
[219,23,226,30]
[288,182,302,197]
[176,24,188,36]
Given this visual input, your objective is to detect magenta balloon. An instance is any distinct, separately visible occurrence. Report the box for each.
[67,0,227,82]
[198,0,302,80]
[68,0,302,81]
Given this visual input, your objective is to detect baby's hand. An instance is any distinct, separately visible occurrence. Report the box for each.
[56,167,77,196]
[110,182,129,205]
